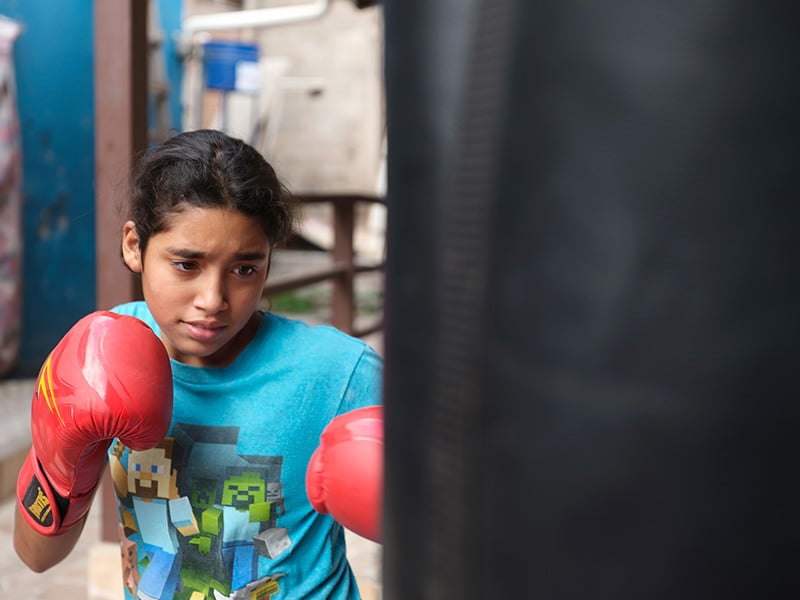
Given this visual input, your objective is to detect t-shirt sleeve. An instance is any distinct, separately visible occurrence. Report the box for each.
[338,344,383,415]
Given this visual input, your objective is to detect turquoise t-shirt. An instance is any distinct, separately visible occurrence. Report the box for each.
[107,301,382,600]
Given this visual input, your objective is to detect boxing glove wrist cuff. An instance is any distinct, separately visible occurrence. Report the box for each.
[16,448,98,536]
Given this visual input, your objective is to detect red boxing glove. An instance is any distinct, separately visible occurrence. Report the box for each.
[306,405,384,543]
[17,311,173,536]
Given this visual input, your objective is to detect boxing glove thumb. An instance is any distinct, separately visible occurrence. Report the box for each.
[17,311,173,536]
[306,405,383,543]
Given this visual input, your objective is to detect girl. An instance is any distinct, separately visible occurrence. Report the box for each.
[15,129,383,599]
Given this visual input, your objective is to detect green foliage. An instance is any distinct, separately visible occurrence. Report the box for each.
[269,291,320,314]
[356,289,383,314]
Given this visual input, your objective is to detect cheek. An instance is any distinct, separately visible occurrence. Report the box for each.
[140,272,188,319]
[141,263,183,296]
[143,276,178,298]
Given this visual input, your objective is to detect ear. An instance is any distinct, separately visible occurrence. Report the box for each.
[121,221,143,273]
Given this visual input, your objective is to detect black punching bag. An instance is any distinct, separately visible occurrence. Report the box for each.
[382,1,800,598]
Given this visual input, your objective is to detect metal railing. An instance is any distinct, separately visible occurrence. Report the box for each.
[264,193,385,338]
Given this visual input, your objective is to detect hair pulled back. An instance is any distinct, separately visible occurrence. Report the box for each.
[128,129,296,254]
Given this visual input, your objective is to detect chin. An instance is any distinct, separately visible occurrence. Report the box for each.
[169,342,219,365]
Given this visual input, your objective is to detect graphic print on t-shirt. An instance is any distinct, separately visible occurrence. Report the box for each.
[109,423,291,600]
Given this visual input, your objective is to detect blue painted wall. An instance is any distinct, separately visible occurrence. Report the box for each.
[156,0,184,133]
[0,0,184,376]
[0,0,96,376]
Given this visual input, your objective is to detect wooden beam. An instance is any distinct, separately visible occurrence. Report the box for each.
[94,0,148,311]
[331,200,356,334]
[94,0,149,543]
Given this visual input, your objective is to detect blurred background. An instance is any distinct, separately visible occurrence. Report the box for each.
[0,0,386,379]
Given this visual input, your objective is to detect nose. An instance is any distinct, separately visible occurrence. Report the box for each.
[194,272,228,314]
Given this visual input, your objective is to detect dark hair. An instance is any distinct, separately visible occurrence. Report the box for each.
[128,129,296,254]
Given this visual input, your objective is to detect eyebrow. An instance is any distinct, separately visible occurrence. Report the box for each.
[165,247,268,261]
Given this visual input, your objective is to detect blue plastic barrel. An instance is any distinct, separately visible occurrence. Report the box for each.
[202,40,260,92]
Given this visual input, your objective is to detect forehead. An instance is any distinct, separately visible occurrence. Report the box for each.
[154,206,270,251]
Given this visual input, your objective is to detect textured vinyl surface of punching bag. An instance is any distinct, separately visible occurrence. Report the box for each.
[383,1,800,598]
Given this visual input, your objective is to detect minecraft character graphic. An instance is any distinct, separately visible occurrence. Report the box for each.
[213,574,285,600]
[217,470,291,590]
[119,524,141,596]
[171,423,290,599]
[110,438,199,600]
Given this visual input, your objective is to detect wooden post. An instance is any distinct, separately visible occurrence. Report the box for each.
[331,197,356,334]
[94,0,148,311]
[94,0,149,543]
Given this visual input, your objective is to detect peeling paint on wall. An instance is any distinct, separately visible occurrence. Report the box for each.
[0,0,96,376]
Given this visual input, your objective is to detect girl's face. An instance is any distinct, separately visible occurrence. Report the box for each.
[122,206,271,367]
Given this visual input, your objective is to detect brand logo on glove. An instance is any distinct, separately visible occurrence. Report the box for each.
[22,477,54,527]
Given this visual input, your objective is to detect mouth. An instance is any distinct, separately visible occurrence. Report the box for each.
[183,320,227,342]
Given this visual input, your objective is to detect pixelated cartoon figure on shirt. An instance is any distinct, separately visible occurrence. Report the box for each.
[119,523,141,596]
[110,438,200,600]
[171,423,291,600]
